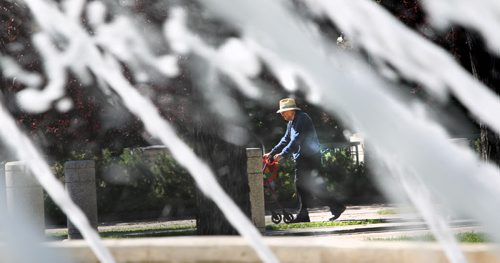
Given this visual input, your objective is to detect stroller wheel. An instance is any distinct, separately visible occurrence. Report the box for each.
[271,211,282,224]
[283,211,294,224]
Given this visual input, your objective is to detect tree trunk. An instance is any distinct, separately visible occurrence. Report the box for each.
[480,124,489,161]
[479,125,500,163]
[192,127,251,235]
[188,56,251,235]
[467,33,500,164]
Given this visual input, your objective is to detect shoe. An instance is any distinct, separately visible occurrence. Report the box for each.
[329,205,346,221]
[291,212,310,223]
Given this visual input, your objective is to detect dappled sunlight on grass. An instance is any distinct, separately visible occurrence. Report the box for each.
[266,219,384,231]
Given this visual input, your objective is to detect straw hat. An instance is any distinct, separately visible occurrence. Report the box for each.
[276,98,301,113]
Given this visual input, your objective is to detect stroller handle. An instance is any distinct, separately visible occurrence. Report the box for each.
[263,155,277,166]
[262,155,278,174]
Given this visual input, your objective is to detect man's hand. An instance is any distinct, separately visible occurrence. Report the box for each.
[263,152,271,159]
[273,154,283,162]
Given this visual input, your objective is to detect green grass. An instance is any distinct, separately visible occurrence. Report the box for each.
[99,224,195,239]
[456,232,489,243]
[377,208,398,215]
[371,232,489,243]
[101,229,196,239]
[48,219,386,239]
[377,209,398,215]
[46,230,68,240]
[265,219,384,231]
[46,224,196,240]
[100,224,193,233]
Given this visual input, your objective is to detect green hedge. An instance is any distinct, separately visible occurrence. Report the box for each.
[320,148,381,204]
[45,149,195,226]
[96,149,195,220]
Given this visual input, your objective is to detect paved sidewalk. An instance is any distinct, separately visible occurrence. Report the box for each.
[264,203,410,226]
[103,204,400,232]
[264,204,479,240]
[46,204,479,240]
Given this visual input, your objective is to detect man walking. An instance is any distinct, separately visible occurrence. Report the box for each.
[264,98,346,223]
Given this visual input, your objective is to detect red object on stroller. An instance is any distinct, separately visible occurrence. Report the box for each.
[262,157,279,187]
[262,156,294,224]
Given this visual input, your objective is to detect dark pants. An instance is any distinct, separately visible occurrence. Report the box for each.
[295,154,344,215]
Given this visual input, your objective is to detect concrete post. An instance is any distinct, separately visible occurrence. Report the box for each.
[65,160,98,239]
[5,161,45,233]
[246,148,265,232]
[0,164,6,213]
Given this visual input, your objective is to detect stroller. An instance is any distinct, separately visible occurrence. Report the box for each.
[262,156,295,224]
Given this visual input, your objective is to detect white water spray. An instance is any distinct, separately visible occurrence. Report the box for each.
[303,0,500,136]
[420,0,500,55]
[198,1,500,263]
[4,0,500,263]
[0,102,116,263]
[163,8,261,99]
[373,153,467,263]
[16,1,278,262]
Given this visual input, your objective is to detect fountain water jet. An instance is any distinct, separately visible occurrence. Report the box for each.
[0,100,115,263]
[13,0,279,262]
[301,0,500,136]
[196,1,500,262]
[420,0,500,54]
[3,0,500,263]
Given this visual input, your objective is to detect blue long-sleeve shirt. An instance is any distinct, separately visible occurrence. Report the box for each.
[269,111,321,161]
